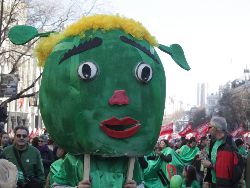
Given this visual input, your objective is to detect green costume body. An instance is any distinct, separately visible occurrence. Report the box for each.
[49,158,64,186]
[178,145,200,163]
[161,147,187,179]
[2,145,45,183]
[144,156,166,188]
[53,154,143,187]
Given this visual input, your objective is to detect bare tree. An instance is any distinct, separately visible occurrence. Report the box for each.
[0,0,110,122]
[191,107,208,128]
[218,83,250,130]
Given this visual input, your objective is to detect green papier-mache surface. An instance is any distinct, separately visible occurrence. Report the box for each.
[40,29,166,156]
[53,154,143,187]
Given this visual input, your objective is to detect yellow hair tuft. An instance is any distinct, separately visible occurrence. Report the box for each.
[35,14,158,67]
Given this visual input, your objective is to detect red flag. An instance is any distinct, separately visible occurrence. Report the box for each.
[160,122,174,136]
[194,123,209,141]
[29,130,33,138]
[243,130,250,138]
[29,129,37,139]
[178,124,192,137]
[18,98,24,108]
[8,129,14,138]
[35,128,40,136]
[231,127,244,137]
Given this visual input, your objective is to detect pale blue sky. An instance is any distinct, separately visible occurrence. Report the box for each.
[107,0,250,110]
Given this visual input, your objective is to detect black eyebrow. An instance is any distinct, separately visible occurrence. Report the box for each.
[59,37,102,64]
[120,36,159,64]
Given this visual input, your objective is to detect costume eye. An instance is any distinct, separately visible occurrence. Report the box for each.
[78,62,98,80]
[135,62,153,83]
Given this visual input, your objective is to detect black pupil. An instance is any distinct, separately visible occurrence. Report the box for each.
[141,66,150,81]
[82,64,91,78]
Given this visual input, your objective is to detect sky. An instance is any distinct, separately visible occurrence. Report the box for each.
[105,0,250,111]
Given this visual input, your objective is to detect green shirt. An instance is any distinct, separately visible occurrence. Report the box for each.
[238,146,248,158]
[211,139,223,183]
[2,144,45,183]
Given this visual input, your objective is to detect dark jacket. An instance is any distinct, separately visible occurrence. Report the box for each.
[37,145,54,177]
[206,134,238,188]
[2,144,45,183]
[215,134,238,187]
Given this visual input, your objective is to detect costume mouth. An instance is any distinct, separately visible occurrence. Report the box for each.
[100,116,140,139]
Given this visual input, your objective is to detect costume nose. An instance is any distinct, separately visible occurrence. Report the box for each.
[109,90,129,105]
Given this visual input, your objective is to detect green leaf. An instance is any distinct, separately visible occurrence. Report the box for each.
[158,44,191,71]
[8,25,38,45]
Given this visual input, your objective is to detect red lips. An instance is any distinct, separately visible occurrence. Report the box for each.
[100,117,140,139]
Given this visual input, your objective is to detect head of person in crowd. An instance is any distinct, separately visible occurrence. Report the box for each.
[235,138,244,148]
[180,137,188,147]
[199,136,208,148]
[1,132,10,148]
[188,137,196,148]
[56,147,67,159]
[31,136,39,148]
[13,126,29,150]
[159,139,170,150]
[208,116,227,140]
[38,134,48,148]
[182,165,197,187]
[174,139,182,149]
[0,159,18,188]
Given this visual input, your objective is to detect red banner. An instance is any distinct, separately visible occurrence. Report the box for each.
[231,127,244,137]
[178,124,192,137]
[243,130,250,138]
[194,123,209,141]
[160,122,173,136]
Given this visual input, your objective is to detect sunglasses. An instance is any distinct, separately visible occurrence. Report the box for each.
[38,140,44,143]
[16,134,28,138]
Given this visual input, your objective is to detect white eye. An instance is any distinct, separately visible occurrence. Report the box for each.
[135,62,153,83]
[78,62,98,80]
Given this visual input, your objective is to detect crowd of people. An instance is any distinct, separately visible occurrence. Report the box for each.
[142,116,250,188]
[0,126,66,188]
[0,116,249,188]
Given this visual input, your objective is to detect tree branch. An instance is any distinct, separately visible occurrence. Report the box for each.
[1,72,42,106]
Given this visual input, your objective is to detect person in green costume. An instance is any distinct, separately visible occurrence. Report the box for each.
[143,140,172,188]
[46,147,67,187]
[178,137,200,164]
[8,14,190,188]
[160,146,186,182]
[143,156,167,188]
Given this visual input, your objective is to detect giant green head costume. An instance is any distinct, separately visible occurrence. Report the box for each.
[8,14,190,157]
